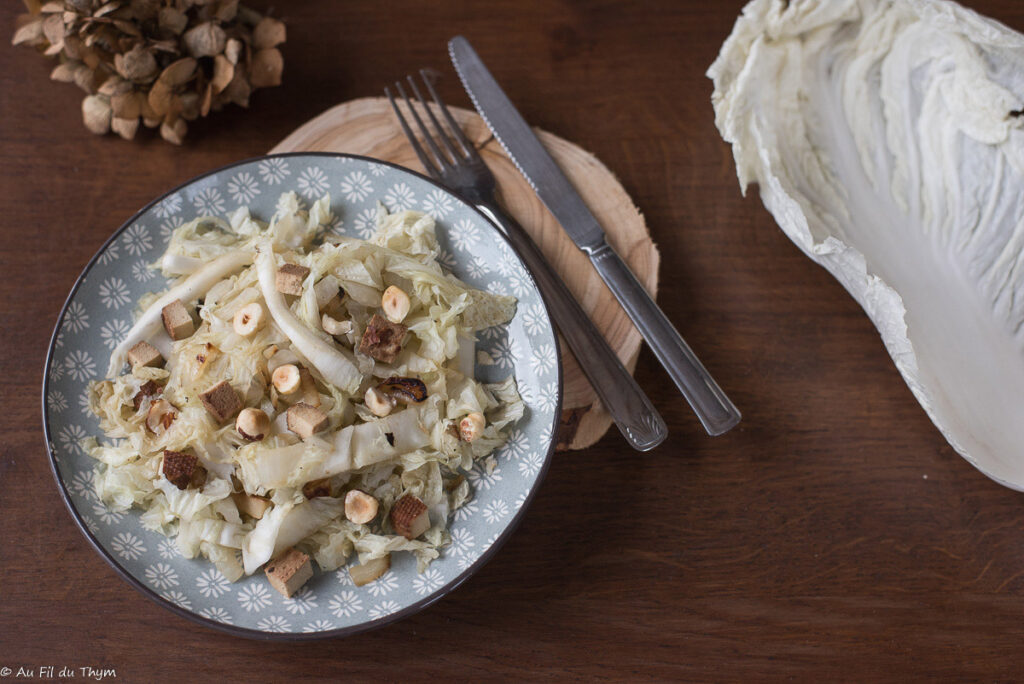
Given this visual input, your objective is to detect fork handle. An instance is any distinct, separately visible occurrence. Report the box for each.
[474,202,667,451]
[588,240,741,436]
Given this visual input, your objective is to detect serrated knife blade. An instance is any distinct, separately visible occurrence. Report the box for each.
[449,35,741,436]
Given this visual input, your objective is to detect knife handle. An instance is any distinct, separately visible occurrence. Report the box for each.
[475,203,667,451]
[587,240,741,436]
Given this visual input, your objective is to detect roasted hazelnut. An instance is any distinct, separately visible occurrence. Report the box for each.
[236,407,270,441]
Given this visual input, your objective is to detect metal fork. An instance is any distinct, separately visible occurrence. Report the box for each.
[386,71,667,451]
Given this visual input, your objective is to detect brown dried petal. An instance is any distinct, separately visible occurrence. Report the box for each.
[160,117,187,145]
[66,0,92,11]
[41,13,64,49]
[129,0,159,21]
[200,82,213,117]
[211,54,233,93]
[72,65,98,94]
[183,21,226,58]
[115,45,157,82]
[147,79,173,116]
[157,7,187,36]
[159,57,196,87]
[253,17,286,50]
[82,94,111,135]
[215,0,239,22]
[221,70,250,107]
[97,75,131,96]
[224,38,242,65]
[40,2,64,15]
[62,35,83,60]
[50,62,79,83]
[250,48,283,89]
[179,92,199,121]
[111,91,140,118]
[112,116,139,140]
[94,1,121,17]
[11,18,44,47]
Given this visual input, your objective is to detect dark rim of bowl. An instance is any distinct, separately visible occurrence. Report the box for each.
[40,152,563,641]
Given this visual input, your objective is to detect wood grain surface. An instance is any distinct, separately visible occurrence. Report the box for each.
[270,96,659,450]
[4,1,1024,681]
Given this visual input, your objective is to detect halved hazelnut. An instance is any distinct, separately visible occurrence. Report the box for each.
[381,285,410,323]
[376,376,428,404]
[193,342,218,379]
[364,386,394,417]
[345,490,379,524]
[232,302,265,336]
[272,363,301,395]
[146,399,177,434]
[459,412,485,442]
[235,407,270,441]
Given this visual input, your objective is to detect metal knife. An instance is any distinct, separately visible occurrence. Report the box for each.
[449,35,741,436]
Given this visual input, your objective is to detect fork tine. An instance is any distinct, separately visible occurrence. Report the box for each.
[407,74,465,161]
[419,68,475,158]
[386,85,440,178]
[396,80,452,171]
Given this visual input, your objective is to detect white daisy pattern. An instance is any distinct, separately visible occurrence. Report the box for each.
[436,247,458,271]
[96,241,119,265]
[256,615,291,632]
[258,157,290,185]
[64,350,96,382]
[450,218,480,252]
[328,591,363,618]
[334,567,355,586]
[366,571,398,597]
[351,206,378,238]
[340,171,373,203]
[58,424,88,455]
[515,491,529,510]
[153,194,182,218]
[70,469,94,499]
[297,166,329,199]
[284,587,318,615]
[421,188,455,218]
[157,539,179,560]
[121,224,152,256]
[523,302,548,335]
[303,619,335,633]
[158,216,183,240]
[452,500,479,523]
[486,280,510,296]
[537,382,559,412]
[47,390,68,414]
[238,583,273,612]
[192,187,225,215]
[368,600,401,620]
[489,337,518,370]
[227,171,261,204]
[367,162,387,177]
[198,606,233,624]
[98,277,130,309]
[508,272,532,297]
[161,590,192,610]
[98,319,129,350]
[196,569,230,598]
[468,461,503,491]
[412,568,443,596]
[530,343,557,375]
[130,259,155,283]
[517,452,545,478]
[482,500,509,524]
[449,527,476,557]
[111,532,146,561]
[64,301,90,333]
[383,181,415,211]
[466,256,490,280]
[145,563,179,590]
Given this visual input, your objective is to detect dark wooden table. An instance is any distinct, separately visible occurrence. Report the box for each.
[4,1,1024,680]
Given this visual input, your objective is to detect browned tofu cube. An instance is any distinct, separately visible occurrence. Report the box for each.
[286,402,328,439]
[161,299,195,340]
[358,313,407,364]
[302,477,332,499]
[275,263,310,296]
[132,380,162,411]
[162,449,199,490]
[390,494,430,539]
[231,492,271,520]
[127,341,163,369]
[199,380,242,423]
[265,547,313,598]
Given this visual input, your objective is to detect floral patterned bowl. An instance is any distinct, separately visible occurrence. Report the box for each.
[42,153,561,639]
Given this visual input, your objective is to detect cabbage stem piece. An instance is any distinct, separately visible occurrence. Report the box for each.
[107,250,253,377]
[254,243,362,394]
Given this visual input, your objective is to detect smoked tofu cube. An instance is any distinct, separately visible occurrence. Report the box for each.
[127,341,163,368]
[199,380,242,424]
[275,263,310,296]
[286,402,328,439]
[265,547,313,598]
[358,313,407,364]
[390,494,430,540]
[162,449,199,490]
[161,299,195,340]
